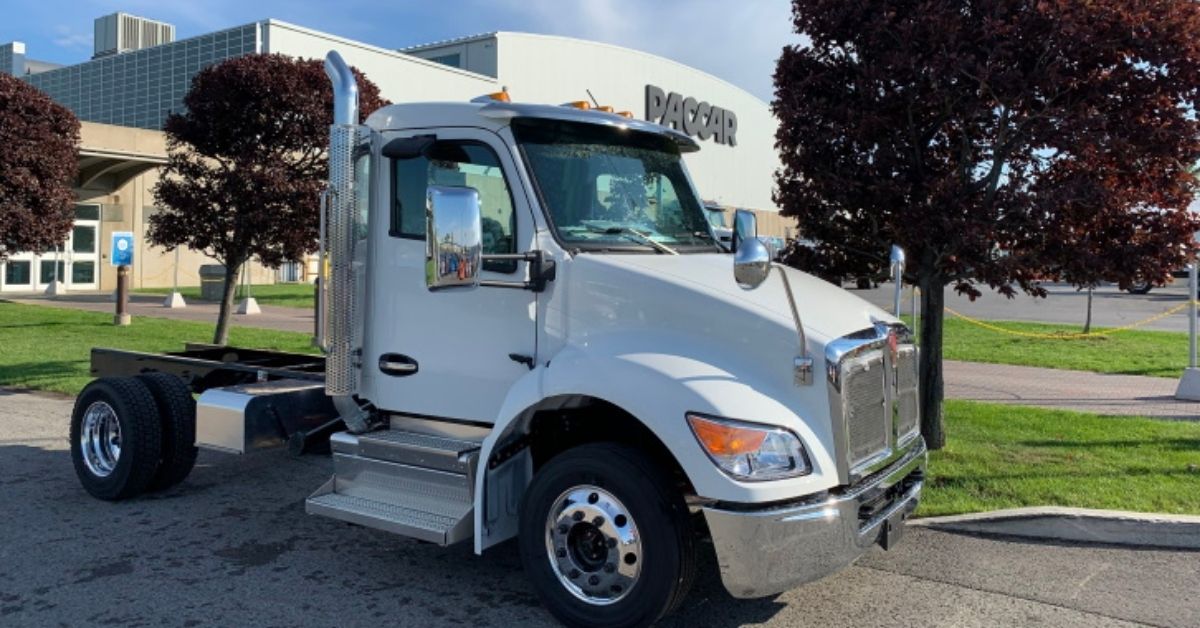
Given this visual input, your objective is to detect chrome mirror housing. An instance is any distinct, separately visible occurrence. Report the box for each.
[425,185,483,290]
[734,236,772,290]
[732,208,758,254]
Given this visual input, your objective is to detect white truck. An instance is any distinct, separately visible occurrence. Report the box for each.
[69,52,926,628]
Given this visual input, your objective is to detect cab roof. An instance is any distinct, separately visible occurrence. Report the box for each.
[364,100,700,153]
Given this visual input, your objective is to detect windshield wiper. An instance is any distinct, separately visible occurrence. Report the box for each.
[588,225,679,255]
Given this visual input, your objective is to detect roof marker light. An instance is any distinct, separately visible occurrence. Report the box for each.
[563,100,592,110]
[617,111,633,118]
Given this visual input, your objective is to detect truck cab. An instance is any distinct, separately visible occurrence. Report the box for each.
[69,52,925,628]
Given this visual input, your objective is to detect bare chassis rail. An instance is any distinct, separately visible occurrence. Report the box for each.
[91,343,325,393]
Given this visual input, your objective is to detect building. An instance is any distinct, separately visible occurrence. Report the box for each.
[0,15,787,293]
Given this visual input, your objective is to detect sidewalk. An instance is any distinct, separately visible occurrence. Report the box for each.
[5,292,314,334]
[945,360,1199,420]
[6,293,1198,419]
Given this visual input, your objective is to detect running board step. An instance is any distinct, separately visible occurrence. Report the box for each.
[305,430,479,546]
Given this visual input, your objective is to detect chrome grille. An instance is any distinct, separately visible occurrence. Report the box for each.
[826,323,921,479]
[894,348,919,440]
[842,355,888,467]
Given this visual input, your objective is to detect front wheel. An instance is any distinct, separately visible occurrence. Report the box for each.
[519,443,696,628]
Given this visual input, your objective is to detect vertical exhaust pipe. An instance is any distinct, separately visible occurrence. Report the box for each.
[890,244,906,317]
[321,50,370,432]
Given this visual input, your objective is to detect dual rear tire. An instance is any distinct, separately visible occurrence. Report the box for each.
[70,374,197,501]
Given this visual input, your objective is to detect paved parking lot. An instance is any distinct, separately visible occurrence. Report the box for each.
[3,389,1198,627]
[860,281,1194,332]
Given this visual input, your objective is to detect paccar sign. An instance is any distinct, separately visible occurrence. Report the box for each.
[645,85,738,147]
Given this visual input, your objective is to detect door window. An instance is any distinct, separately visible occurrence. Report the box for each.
[72,225,96,253]
[40,260,65,284]
[72,262,95,284]
[391,140,517,273]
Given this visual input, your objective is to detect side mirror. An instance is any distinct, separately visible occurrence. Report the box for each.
[734,236,772,290]
[425,185,483,290]
[732,209,757,254]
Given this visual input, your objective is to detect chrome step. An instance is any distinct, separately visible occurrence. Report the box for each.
[306,430,479,546]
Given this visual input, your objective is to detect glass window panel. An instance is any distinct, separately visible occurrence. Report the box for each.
[72,261,95,284]
[5,261,31,285]
[72,225,96,253]
[39,260,65,284]
[74,204,100,220]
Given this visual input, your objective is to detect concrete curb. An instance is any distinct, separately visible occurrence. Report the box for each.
[911,507,1200,550]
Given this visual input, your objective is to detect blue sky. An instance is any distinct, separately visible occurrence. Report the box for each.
[0,0,795,102]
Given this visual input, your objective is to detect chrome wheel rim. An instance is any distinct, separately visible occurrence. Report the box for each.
[545,485,642,605]
[80,401,121,478]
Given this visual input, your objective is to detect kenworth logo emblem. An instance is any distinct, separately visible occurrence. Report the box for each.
[645,85,738,147]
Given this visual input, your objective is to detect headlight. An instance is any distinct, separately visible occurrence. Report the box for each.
[686,413,811,481]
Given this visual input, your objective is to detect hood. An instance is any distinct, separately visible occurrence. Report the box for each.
[586,253,898,345]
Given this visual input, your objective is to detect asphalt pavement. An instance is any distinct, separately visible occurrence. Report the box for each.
[858,281,1194,333]
[2,389,1197,628]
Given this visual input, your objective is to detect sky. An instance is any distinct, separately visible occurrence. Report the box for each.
[0,0,798,102]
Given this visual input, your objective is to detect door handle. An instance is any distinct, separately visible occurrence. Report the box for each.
[378,353,419,377]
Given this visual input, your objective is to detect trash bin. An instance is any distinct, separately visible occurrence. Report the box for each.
[199,265,226,301]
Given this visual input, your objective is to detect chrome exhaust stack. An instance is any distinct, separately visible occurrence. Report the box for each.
[320,50,370,432]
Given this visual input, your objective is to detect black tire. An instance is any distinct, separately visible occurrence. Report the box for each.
[70,377,163,501]
[136,372,198,491]
[855,277,872,290]
[1126,281,1152,295]
[519,443,696,628]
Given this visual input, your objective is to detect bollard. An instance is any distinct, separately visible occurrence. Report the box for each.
[114,265,131,326]
[1175,261,1200,400]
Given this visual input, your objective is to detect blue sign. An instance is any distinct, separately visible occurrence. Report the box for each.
[111,231,134,267]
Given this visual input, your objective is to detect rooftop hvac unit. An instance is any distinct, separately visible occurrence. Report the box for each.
[93,13,176,59]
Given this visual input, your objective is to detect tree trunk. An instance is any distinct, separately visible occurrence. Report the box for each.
[1083,287,1094,334]
[917,278,946,450]
[213,261,241,345]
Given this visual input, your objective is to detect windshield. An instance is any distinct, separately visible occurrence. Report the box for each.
[512,118,716,252]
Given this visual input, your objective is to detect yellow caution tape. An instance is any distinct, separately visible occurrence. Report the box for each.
[943,300,1197,339]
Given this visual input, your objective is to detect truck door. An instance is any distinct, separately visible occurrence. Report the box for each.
[362,128,538,423]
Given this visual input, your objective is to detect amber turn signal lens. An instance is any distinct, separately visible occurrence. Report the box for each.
[488,90,511,102]
[687,415,767,457]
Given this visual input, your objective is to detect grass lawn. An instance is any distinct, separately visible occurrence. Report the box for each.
[134,283,315,309]
[0,301,315,396]
[921,400,1200,517]
[926,316,1188,379]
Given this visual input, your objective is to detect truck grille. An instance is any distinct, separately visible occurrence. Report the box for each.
[842,357,888,465]
[828,324,921,474]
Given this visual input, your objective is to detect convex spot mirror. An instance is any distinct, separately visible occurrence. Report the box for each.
[732,209,771,290]
[426,185,483,290]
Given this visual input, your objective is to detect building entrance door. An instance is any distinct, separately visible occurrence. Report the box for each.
[0,204,101,292]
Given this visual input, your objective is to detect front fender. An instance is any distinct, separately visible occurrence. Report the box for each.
[473,337,838,552]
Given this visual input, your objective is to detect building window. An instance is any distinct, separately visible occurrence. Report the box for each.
[40,260,65,284]
[5,261,31,285]
[428,53,461,68]
[75,204,100,220]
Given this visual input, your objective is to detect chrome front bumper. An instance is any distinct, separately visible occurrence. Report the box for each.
[702,438,927,598]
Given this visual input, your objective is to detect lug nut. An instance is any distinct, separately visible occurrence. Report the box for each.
[589,575,600,586]
[592,516,605,527]
[558,524,569,534]
[569,569,580,579]
[611,584,623,594]
[604,563,615,573]
[572,511,584,522]
[607,538,617,548]
[556,548,567,558]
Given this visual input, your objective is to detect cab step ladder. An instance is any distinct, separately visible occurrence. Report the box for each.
[306,428,480,545]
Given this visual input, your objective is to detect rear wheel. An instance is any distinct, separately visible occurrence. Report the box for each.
[136,372,198,491]
[70,377,162,501]
[519,443,696,628]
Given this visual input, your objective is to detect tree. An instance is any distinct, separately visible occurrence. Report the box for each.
[774,0,1200,448]
[150,54,388,344]
[0,74,80,260]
